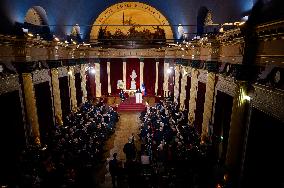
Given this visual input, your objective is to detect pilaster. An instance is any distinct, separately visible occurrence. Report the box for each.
[22,73,40,145]
[188,68,199,124]
[163,61,169,97]
[80,64,88,103]
[174,65,180,103]
[95,63,101,97]
[51,68,63,125]
[68,66,77,112]
[201,72,216,140]
[226,81,250,184]
[179,66,188,110]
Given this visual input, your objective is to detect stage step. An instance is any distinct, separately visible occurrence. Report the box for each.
[116,97,145,112]
[117,103,145,112]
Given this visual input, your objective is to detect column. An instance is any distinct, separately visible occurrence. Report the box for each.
[95,63,101,97]
[80,64,87,103]
[188,68,199,125]
[89,64,96,99]
[140,59,144,89]
[51,68,63,125]
[107,61,111,94]
[201,72,216,140]
[155,61,159,95]
[68,67,77,112]
[163,61,169,97]
[226,81,250,184]
[123,60,127,89]
[22,73,41,145]
[174,65,180,103]
[179,66,188,110]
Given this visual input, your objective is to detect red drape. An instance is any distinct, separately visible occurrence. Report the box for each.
[184,76,191,111]
[126,58,140,90]
[157,59,164,96]
[143,58,156,96]
[110,58,123,95]
[168,59,175,95]
[100,59,108,96]
[194,81,206,134]
[86,64,96,99]
[178,72,182,107]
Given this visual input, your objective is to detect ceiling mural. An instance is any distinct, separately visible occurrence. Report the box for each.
[90,2,174,41]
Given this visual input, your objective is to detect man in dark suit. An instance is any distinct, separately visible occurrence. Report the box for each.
[109,153,119,188]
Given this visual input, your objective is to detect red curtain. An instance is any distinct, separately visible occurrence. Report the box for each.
[100,58,108,96]
[126,58,140,90]
[178,72,182,106]
[194,81,206,134]
[184,76,191,111]
[168,59,175,95]
[143,58,156,96]
[157,59,164,96]
[110,58,123,95]
[86,64,96,99]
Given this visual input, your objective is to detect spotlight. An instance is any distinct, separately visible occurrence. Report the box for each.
[27,33,34,37]
[243,95,251,101]
[54,37,60,42]
[89,67,96,74]
[167,68,172,74]
[22,28,28,33]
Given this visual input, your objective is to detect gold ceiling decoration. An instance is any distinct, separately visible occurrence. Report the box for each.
[90,2,174,41]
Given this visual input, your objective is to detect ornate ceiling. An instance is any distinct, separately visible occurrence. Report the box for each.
[0,0,256,38]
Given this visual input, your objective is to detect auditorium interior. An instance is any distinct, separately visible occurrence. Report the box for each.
[0,0,283,187]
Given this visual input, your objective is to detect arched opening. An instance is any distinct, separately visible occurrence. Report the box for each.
[21,6,52,40]
[25,6,49,26]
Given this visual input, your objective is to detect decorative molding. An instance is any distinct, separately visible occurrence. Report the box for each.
[216,75,236,97]
[32,69,50,84]
[73,65,81,74]
[57,67,68,78]
[252,84,284,122]
[198,70,208,83]
[0,75,20,94]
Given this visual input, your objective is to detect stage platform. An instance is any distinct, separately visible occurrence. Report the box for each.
[103,96,158,112]
[117,97,145,112]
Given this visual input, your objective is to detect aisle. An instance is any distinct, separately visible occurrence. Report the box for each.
[98,112,141,187]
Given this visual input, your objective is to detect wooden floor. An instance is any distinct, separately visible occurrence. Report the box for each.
[96,112,141,187]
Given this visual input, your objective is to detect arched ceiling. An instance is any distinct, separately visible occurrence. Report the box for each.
[0,0,256,38]
[25,6,48,26]
[90,2,174,41]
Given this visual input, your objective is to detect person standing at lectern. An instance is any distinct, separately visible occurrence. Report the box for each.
[119,90,125,102]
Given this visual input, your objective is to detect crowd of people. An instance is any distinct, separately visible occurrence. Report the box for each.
[107,99,228,188]
[4,97,231,188]
[16,100,119,187]
[137,99,225,188]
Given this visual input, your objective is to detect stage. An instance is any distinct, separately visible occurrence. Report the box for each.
[103,96,158,112]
